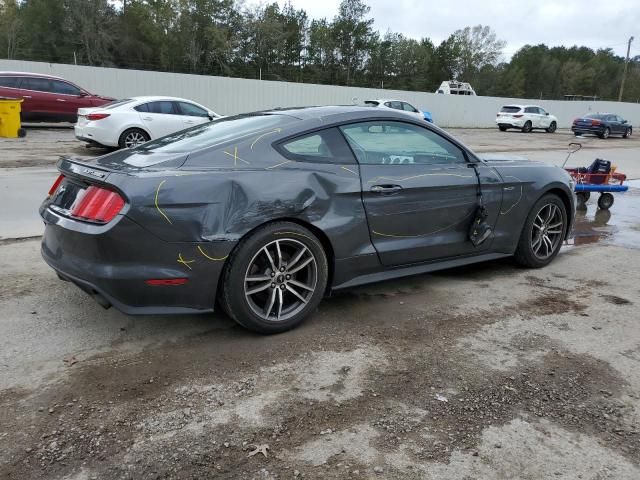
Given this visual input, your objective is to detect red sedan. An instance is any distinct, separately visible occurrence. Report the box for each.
[0,71,115,122]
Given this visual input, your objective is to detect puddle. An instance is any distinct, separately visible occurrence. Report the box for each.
[569,179,640,248]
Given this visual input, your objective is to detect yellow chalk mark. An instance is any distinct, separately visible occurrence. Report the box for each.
[177,253,195,270]
[250,128,282,150]
[367,173,473,184]
[372,210,474,238]
[154,180,173,225]
[224,146,250,166]
[500,175,524,215]
[266,160,292,170]
[340,166,358,175]
[197,246,228,262]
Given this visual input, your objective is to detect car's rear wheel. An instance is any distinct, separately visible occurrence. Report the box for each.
[623,127,632,138]
[118,128,150,149]
[599,127,610,139]
[514,194,567,268]
[220,222,328,334]
[499,126,508,132]
[546,121,557,133]
[522,121,532,133]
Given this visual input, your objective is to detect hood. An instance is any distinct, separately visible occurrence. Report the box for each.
[479,153,531,163]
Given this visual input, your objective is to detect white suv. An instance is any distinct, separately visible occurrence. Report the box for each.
[496,105,558,133]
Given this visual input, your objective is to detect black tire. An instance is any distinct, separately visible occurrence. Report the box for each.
[499,126,508,132]
[220,222,328,334]
[574,132,581,137]
[576,192,590,205]
[623,127,632,138]
[118,128,150,149]
[597,193,614,210]
[514,193,567,268]
[522,121,532,133]
[17,128,26,138]
[546,121,557,133]
[599,127,610,139]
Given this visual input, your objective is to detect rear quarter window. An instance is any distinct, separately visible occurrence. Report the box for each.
[278,127,356,164]
[0,76,20,88]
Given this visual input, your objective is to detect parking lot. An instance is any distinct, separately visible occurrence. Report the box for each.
[1,127,640,479]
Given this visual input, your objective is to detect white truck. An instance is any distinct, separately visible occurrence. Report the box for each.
[435,81,476,96]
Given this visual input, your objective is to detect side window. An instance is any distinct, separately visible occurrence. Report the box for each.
[278,127,356,164]
[177,102,209,117]
[524,107,536,114]
[386,101,402,110]
[23,77,53,93]
[51,80,81,96]
[402,102,418,113]
[134,103,149,113]
[538,108,547,115]
[145,101,178,115]
[0,77,19,88]
[339,121,467,166]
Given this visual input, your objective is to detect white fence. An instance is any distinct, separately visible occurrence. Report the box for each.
[2,59,639,128]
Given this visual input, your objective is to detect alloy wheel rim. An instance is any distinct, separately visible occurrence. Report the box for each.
[531,203,564,260]
[244,238,317,322]
[125,132,146,148]
[603,128,610,139]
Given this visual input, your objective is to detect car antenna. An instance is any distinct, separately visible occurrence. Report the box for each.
[468,162,493,247]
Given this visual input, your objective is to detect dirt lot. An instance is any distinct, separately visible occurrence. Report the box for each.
[1,127,640,479]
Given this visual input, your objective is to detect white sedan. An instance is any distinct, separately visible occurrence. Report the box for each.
[364,99,430,122]
[75,96,220,149]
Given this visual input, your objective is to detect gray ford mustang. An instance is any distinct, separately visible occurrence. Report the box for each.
[40,106,575,333]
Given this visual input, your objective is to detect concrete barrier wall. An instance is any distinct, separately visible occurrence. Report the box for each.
[2,59,639,128]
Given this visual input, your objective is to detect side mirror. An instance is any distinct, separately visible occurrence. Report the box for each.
[545,112,549,116]
[79,91,89,97]
[622,119,628,124]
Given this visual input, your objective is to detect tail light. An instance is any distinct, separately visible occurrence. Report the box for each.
[86,113,110,121]
[70,186,124,223]
[513,114,523,118]
[48,174,65,196]
[591,119,601,126]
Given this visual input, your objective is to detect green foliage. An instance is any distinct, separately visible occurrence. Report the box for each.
[0,0,636,101]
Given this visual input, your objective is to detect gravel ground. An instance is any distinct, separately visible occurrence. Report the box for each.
[1,127,640,480]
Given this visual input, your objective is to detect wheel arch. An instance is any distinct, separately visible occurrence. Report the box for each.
[216,217,336,299]
[118,124,152,143]
[541,186,574,239]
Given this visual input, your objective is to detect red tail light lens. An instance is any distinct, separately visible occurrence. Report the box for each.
[513,114,523,118]
[71,186,124,223]
[591,119,601,126]
[86,113,110,121]
[145,278,188,286]
[48,174,65,196]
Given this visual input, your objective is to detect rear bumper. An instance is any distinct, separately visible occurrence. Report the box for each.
[571,125,604,135]
[496,119,525,128]
[74,124,119,147]
[40,206,227,315]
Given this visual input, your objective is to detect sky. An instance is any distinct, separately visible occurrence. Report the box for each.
[255,0,639,60]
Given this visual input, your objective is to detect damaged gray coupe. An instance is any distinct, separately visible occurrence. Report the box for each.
[40,106,575,333]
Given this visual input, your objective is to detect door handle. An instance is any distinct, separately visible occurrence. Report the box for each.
[142,117,152,121]
[56,98,66,102]
[370,184,402,194]
[185,120,195,124]
[23,95,32,99]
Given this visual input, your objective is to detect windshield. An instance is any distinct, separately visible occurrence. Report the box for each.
[135,114,297,154]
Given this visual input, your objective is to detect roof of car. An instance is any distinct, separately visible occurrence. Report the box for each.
[0,71,64,80]
[501,104,545,108]
[129,96,202,102]
[366,99,407,104]
[261,105,409,119]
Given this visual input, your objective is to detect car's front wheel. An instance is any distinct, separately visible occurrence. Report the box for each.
[220,222,328,334]
[514,194,567,268]
[118,128,150,149]
[623,127,632,138]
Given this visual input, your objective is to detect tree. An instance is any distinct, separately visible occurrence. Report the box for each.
[0,0,22,59]
[452,25,505,83]
[332,0,374,85]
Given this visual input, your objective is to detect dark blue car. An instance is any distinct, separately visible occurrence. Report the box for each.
[572,113,632,139]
